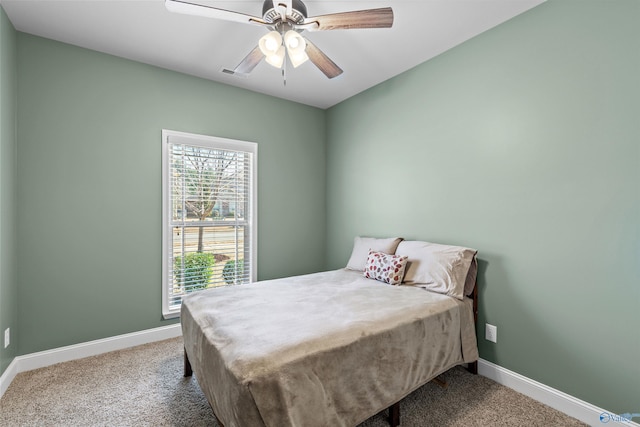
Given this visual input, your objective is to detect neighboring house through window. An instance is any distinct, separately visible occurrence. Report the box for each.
[162,130,257,319]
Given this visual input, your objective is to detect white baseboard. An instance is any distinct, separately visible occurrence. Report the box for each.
[0,323,181,399]
[479,359,640,427]
[0,357,19,398]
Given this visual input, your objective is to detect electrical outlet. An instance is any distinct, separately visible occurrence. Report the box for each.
[4,328,9,348]
[485,323,497,343]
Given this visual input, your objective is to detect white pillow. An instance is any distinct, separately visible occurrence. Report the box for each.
[345,236,403,271]
[395,241,477,300]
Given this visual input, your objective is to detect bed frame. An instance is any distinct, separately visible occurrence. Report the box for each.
[183,283,479,427]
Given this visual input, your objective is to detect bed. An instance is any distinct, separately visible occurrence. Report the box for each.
[181,238,479,427]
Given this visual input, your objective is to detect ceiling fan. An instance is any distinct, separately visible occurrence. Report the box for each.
[165,0,394,80]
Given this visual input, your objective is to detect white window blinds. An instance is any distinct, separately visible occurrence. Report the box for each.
[162,130,257,318]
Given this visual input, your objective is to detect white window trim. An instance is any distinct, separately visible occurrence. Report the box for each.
[161,129,258,319]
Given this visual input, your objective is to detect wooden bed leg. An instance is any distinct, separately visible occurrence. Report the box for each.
[433,376,448,388]
[388,402,400,427]
[467,281,479,376]
[467,361,478,375]
[184,348,193,377]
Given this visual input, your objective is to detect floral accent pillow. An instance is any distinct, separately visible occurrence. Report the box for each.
[363,250,409,285]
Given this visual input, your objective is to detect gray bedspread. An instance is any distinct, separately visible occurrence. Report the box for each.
[181,269,478,427]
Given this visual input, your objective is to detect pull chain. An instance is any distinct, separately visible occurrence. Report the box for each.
[282,53,287,86]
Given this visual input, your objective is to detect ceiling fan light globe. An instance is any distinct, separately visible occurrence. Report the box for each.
[266,38,278,51]
[259,31,283,56]
[288,49,309,68]
[265,45,286,68]
[284,30,306,54]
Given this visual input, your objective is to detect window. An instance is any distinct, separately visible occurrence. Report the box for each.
[162,130,257,319]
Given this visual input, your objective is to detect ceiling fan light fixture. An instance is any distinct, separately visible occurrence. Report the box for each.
[287,48,309,68]
[284,30,309,67]
[259,31,283,56]
[265,45,286,68]
[284,30,305,53]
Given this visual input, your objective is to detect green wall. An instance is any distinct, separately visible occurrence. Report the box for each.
[0,5,18,376]
[16,34,326,355]
[326,0,639,415]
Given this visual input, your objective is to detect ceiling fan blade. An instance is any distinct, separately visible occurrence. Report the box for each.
[233,46,264,74]
[165,0,269,27]
[305,39,343,79]
[304,7,393,31]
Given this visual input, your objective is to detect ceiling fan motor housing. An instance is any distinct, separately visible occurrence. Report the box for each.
[262,0,307,24]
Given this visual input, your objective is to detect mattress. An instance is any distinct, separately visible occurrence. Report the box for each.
[181,268,478,427]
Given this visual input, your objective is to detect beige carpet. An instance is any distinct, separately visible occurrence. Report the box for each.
[0,337,587,426]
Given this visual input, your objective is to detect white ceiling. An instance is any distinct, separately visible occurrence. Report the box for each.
[0,0,545,109]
